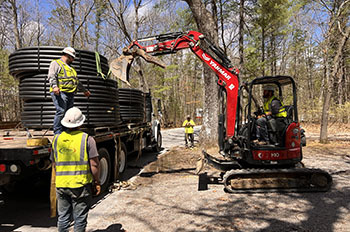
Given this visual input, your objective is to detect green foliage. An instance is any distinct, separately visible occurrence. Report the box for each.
[0,49,19,121]
[172,8,197,31]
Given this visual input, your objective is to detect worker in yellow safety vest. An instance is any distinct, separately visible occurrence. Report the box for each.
[48,47,91,134]
[182,115,196,148]
[255,85,287,145]
[51,107,100,232]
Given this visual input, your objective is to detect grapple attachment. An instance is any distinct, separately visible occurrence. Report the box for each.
[109,47,166,85]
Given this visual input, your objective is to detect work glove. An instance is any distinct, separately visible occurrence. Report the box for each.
[84,90,91,97]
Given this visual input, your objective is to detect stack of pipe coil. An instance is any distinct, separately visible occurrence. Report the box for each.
[144,92,152,122]
[9,46,121,129]
[118,88,148,123]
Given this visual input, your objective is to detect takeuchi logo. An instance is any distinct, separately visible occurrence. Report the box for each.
[59,147,77,154]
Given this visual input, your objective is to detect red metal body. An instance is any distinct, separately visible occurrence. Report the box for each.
[252,122,301,161]
[128,31,239,137]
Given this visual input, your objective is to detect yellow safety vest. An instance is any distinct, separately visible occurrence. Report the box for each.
[53,131,92,188]
[50,59,78,93]
[183,119,195,134]
[263,96,287,118]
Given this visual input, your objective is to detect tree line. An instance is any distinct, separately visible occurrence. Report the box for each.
[0,0,349,142]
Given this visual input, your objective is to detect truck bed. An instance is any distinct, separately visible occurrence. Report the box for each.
[0,129,53,149]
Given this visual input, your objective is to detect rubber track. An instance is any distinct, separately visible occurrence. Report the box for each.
[223,168,333,193]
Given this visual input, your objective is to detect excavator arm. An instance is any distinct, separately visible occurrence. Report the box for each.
[110,31,240,138]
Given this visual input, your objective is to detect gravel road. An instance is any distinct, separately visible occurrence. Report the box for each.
[85,129,350,232]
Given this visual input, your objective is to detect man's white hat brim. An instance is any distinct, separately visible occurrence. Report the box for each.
[61,114,85,128]
[64,51,75,58]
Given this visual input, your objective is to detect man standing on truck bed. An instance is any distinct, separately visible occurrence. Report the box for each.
[51,107,100,232]
[48,47,91,134]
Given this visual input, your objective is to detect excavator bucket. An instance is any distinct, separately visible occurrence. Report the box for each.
[110,47,166,85]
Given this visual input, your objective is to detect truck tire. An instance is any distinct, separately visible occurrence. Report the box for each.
[152,130,162,152]
[98,148,111,194]
[118,143,127,174]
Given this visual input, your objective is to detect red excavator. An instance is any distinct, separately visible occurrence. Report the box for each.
[111,31,332,193]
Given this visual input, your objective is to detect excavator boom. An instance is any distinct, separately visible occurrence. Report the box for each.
[110,31,240,137]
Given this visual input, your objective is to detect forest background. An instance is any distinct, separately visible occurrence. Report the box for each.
[0,0,349,143]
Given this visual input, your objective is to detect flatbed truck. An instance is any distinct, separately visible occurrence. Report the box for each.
[0,120,162,199]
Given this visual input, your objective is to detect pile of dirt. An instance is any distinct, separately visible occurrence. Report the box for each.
[133,147,202,187]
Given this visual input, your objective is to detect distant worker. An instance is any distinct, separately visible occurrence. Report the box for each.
[48,47,91,134]
[256,85,287,145]
[51,107,100,232]
[182,115,196,148]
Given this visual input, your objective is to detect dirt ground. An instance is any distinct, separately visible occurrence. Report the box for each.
[86,129,350,232]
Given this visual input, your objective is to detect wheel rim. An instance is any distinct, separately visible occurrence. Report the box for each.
[119,150,126,173]
[99,157,108,185]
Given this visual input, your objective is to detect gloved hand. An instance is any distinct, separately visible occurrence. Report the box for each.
[84,90,91,97]
[53,87,60,95]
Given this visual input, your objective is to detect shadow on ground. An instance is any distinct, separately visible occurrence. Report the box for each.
[92,223,125,232]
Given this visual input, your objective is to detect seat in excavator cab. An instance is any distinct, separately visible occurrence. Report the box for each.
[266,105,294,146]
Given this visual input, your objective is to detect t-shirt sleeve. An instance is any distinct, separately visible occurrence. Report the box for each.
[48,61,60,89]
[87,136,99,159]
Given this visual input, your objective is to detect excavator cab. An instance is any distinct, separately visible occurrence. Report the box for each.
[239,75,305,149]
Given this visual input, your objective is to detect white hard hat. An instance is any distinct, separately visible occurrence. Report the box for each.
[61,107,85,128]
[263,85,275,91]
[62,47,76,58]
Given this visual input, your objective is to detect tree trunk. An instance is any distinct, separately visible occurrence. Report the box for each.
[261,27,265,76]
[9,0,21,49]
[320,25,350,143]
[239,0,244,74]
[219,0,226,54]
[70,0,76,47]
[337,56,344,105]
[184,0,220,143]
[133,0,148,92]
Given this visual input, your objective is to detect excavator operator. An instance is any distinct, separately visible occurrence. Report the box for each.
[255,85,287,145]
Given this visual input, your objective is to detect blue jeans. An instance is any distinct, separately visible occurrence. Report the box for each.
[56,184,92,232]
[51,92,74,134]
[256,117,269,142]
